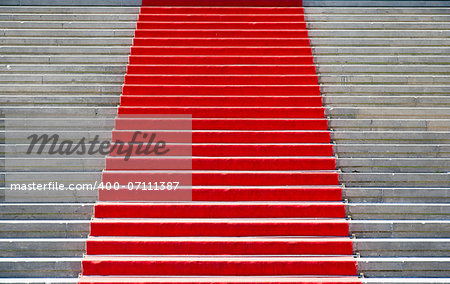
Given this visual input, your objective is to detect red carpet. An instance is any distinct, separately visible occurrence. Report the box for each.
[79,0,359,282]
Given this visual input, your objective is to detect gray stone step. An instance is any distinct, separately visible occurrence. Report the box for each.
[358,257,450,277]
[317,64,450,74]
[5,143,446,159]
[1,46,449,56]
[4,37,449,48]
[0,74,124,83]
[0,14,137,21]
[3,74,448,85]
[0,7,139,13]
[0,239,85,257]
[349,203,450,220]
[0,85,122,94]
[0,37,133,46]
[4,185,443,203]
[338,158,450,173]
[4,129,450,143]
[325,97,450,107]
[320,74,450,84]
[321,85,450,95]
[308,22,450,29]
[0,219,448,238]
[0,203,93,220]
[1,145,109,157]
[0,237,448,258]
[0,187,98,203]
[6,64,448,75]
[0,64,126,74]
[355,238,450,257]
[305,7,450,14]
[330,119,450,131]
[344,187,450,203]
[0,257,80,278]
[0,21,136,29]
[1,29,134,37]
[0,46,130,55]
[0,74,450,86]
[3,130,112,144]
[0,55,129,64]
[341,172,450,188]
[306,14,450,22]
[4,118,448,131]
[4,158,105,172]
[3,202,449,221]
[309,30,450,38]
[1,84,448,95]
[2,172,102,186]
[0,142,450,158]
[335,144,450,158]
[313,46,450,55]
[4,157,449,173]
[1,256,450,278]
[0,220,90,238]
[6,29,444,39]
[328,107,450,119]
[314,55,450,64]
[312,38,450,46]
[1,107,117,117]
[2,37,449,48]
[2,172,449,189]
[0,96,119,106]
[351,220,450,237]
[2,118,115,129]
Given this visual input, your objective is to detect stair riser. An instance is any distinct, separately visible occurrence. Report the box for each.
[81,259,357,276]
[120,96,323,106]
[112,131,331,143]
[86,240,353,255]
[93,204,345,218]
[138,15,305,22]
[131,46,312,56]
[123,75,318,85]
[140,0,303,7]
[118,107,325,118]
[133,38,311,46]
[111,144,333,156]
[128,55,314,65]
[126,65,317,75]
[135,28,308,35]
[122,85,320,96]
[140,7,305,14]
[115,118,328,130]
[106,157,336,171]
[102,172,340,186]
[90,222,349,237]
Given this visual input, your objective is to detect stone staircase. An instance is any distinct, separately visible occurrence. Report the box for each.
[0,5,137,280]
[0,5,139,202]
[305,4,450,279]
[0,1,450,283]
